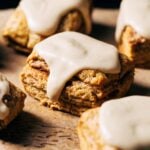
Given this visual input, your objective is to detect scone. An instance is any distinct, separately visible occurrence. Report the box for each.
[0,73,26,129]
[3,0,92,54]
[21,32,134,116]
[116,0,150,68]
[78,96,150,150]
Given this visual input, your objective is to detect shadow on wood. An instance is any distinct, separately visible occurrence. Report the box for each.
[0,110,79,149]
[0,43,26,72]
[0,111,51,148]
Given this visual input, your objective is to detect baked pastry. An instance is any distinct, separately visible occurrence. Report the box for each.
[3,0,92,54]
[21,32,134,116]
[78,96,150,150]
[116,0,150,68]
[0,73,26,129]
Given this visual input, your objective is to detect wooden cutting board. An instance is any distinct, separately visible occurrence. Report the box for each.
[0,8,149,150]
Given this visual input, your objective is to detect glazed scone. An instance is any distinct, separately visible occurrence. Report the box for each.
[0,73,26,129]
[20,32,134,116]
[3,0,92,54]
[116,0,150,68]
[78,96,150,150]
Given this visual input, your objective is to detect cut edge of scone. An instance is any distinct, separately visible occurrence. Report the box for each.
[0,74,26,129]
[20,51,134,116]
[118,25,150,68]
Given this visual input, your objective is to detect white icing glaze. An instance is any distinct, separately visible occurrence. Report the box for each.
[35,31,121,101]
[100,96,150,149]
[116,0,150,42]
[0,74,10,120]
[20,0,91,36]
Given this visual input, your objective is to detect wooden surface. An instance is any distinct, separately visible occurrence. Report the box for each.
[0,8,149,150]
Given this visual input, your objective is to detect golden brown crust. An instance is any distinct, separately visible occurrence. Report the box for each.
[118,26,150,68]
[0,79,26,129]
[20,51,134,116]
[78,108,119,150]
[3,8,90,54]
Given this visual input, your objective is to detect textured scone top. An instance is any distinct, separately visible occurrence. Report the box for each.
[34,31,121,101]
[100,96,150,149]
[20,0,91,36]
[0,74,10,120]
[116,0,150,42]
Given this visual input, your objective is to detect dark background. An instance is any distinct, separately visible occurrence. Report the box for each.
[0,0,121,9]
[0,0,20,9]
[93,0,121,8]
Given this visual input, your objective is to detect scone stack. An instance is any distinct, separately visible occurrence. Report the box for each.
[78,96,150,150]
[0,74,26,129]
[3,0,92,53]
[20,32,134,116]
[116,0,150,68]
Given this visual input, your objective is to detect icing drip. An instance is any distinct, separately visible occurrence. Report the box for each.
[100,96,150,149]
[20,0,91,36]
[35,31,120,101]
[116,0,150,42]
[0,74,10,120]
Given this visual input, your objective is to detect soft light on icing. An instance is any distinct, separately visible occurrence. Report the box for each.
[0,74,10,120]
[116,0,150,42]
[20,0,91,36]
[100,96,150,149]
[35,31,121,101]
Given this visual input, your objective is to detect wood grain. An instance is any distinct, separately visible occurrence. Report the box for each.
[0,8,149,150]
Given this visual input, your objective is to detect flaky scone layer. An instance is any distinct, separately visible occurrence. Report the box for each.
[20,51,134,116]
[118,26,150,68]
[3,8,88,53]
